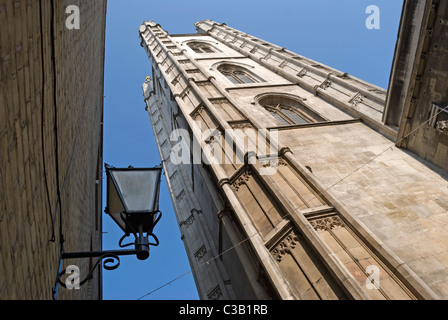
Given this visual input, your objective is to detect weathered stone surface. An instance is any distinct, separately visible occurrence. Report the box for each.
[140,11,448,300]
[0,0,106,300]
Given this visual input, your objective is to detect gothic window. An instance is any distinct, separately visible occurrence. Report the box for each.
[261,96,326,126]
[217,64,263,84]
[268,109,290,126]
[188,42,218,54]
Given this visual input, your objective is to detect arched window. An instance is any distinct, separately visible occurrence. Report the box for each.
[260,96,325,126]
[217,64,263,84]
[188,42,218,54]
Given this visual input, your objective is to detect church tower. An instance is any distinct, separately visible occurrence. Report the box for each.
[139,18,448,300]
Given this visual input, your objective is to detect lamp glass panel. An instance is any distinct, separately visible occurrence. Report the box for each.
[111,169,160,213]
[106,173,126,231]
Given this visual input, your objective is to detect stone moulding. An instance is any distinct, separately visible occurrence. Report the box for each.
[190,104,206,120]
[260,157,288,169]
[194,245,208,261]
[179,214,195,228]
[271,231,299,262]
[297,67,307,78]
[349,92,365,106]
[229,121,253,130]
[176,189,186,200]
[230,167,252,192]
[207,285,223,300]
[309,215,345,231]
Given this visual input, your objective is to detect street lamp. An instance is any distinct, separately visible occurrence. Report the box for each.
[56,163,163,289]
[105,164,162,260]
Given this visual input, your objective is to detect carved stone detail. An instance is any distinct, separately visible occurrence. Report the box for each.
[180,214,195,228]
[160,56,168,66]
[230,122,252,130]
[271,231,300,262]
[210,97,229,105]
[194,245,207,261]
[261,157,287,168]
[176,189,186,200]
[166,64,175,73]
[262,52,272,61]
[349,92,364,106]
[171,73,181,85]
[169,170,179,180]
[297,67,307,78]
[320,79,332,90]
[179,86,191,99]
[191,105,205,120]
[205,130,222,145]
[309,215,345,231]
[207,285,223,300]
[231,168,252,191]
[279,59,288,68]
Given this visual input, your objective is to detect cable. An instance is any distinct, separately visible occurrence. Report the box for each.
[49,0,65,300]
[49,0,102,299]
[137,271,193,300]
[49,0,64,247]
[39,0,55,243]
[135,105,448,300]
[136,229,256,300]
[302,105,448,202]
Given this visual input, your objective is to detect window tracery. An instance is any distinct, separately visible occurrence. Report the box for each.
[261,96,326,126]
[217,64,263,84]
[188,42,218,54]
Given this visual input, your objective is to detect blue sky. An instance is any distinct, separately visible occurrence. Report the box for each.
[101,0,403,300]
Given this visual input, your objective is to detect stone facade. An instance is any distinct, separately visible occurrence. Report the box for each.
[0,0,106,299]
[385,0,448,172]
[139,10,448,300]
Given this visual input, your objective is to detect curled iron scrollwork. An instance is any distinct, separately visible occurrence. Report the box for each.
[57,253,120,288]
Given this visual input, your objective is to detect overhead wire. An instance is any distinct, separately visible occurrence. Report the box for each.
[39,0,55,243]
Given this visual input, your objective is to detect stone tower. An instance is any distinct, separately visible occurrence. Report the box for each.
[139,16,448,300]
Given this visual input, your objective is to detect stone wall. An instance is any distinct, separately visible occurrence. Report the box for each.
[385,0,448,172]
[0,0,106,299]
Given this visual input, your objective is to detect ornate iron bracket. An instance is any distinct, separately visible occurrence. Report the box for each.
[58,250,132,288]
[57,211,162,289]
[57,236,160,289]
